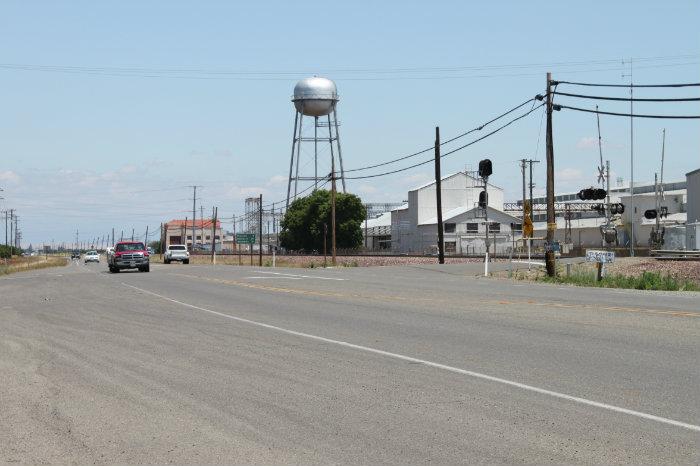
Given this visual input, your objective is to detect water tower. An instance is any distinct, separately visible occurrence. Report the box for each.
[286,76,346,210]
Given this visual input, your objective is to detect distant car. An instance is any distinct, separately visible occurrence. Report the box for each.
[71,250,81,259]
[147,247,155,255]
[84,250,100,263]
[164,245,189,264]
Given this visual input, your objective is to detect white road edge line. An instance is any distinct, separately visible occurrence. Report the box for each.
[121,282,700,433]
[258,271,346,281]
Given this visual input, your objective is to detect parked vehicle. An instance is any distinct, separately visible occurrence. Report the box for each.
[108,241,150,273]
[164,244,190,264]
[84,250,100,263]
[106,246,115,258]
[71,250,81,259]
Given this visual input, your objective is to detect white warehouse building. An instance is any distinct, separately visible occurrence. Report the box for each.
[390,172,521,255]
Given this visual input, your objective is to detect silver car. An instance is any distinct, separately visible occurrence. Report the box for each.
[164,245,190,264]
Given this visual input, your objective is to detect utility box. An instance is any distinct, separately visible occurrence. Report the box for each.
[687,222,700,250]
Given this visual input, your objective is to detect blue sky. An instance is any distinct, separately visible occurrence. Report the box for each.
[1,1,698,247]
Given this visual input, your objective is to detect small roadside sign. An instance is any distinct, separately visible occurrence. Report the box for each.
[236,233,256,244]
[586,249,615,263]
[545,241,560,252]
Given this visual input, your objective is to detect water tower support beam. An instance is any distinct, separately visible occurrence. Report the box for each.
[286,110,300,210]
[294,111,304,199]
[332,108,346,193]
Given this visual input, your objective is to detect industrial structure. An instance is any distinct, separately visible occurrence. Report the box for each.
[386,172,521,255]
[286,77,346,210]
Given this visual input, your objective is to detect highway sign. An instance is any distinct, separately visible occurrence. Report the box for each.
[236,233,256,244]
[585,249,615,263]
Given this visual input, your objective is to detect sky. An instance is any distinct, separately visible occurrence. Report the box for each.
[1,0,698,247]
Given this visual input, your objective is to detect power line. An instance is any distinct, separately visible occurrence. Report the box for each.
[557,105,700,119]
[553,80,700,88]
[344,96,540,173]
[345,102,545,180]
[553,91,700,102]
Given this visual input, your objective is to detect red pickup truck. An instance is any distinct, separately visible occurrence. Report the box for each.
[108,241,150,273]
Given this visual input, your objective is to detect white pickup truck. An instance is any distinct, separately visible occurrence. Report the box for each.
[164,245,190,264]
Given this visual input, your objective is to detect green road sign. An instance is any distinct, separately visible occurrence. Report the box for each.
[236,233,256,244]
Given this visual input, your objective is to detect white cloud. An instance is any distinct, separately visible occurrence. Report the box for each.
[576,136,624,150]
[266,175,287,187]
[357,184,378,194]
[556,167,584,183]
[0,170,20,184]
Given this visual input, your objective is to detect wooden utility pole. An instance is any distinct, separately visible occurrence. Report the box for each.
[258,195,263,266]
[331,157,337,265]
[211,207,218,264]
[545,72,556,277]
[434,127,444,264]
[323,223,328,267]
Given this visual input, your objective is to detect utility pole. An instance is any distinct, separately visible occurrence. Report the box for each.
[528,160,539,209]
[258,195,263,266]
[200,205,204,249]
[520,159,527,216]
[211,207,218,264]
[623,58,635,257]
[331,157,337,265]
[545,72,556,277]
[189,185,200,253]
[131,228,134,241]
[75,228,79,251]
[144,225,149,246]
[8,210,14,251]
[111,228,114,247]
[434,126,444,264]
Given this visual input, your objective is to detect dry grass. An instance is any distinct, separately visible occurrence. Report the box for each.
[183,253,484,268]
[0,255,68,275]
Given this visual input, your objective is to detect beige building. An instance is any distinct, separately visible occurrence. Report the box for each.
[164,219,222,251]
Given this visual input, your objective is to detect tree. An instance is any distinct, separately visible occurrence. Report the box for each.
[148,240,163,254]
[280,190,366,252]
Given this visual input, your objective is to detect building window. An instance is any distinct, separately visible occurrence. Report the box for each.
[206,235,211,240]
[444,223,456,233]
[489,222,500,233]
[187,236,192,240]
[467,223,478,233]
[511,223,522,232]
[445,241,456,254]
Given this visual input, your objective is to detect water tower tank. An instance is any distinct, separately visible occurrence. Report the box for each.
[292,77,338,117]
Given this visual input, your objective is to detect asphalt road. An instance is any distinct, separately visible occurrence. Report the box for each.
[1,259,698,464]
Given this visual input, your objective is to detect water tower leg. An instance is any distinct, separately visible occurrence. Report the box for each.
[332,108,347,193]
[314,116,318,191]
[294,112,304,199]
[286,111,299,210]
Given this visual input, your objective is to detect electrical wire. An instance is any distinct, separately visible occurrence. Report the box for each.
[344,96,540,173]
[345,102,545,180]
[553,91,700,102]
[553,81,700,88]
[557,105,700,119]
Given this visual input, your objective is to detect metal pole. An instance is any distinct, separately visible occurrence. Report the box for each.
[545,72,556,277]
[258,194,263,267]
[628,58,635,257]
[331,158,337,266]
[294,111,303,200]
[434,127,444,264]
[314,116,318,191]
[286,111,299,210]
[332,108,346,193]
